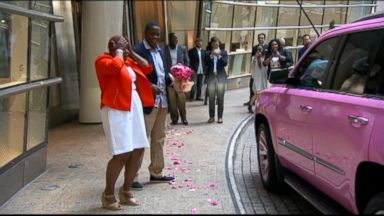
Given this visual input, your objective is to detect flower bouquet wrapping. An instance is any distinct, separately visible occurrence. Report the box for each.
[170,63,195,92]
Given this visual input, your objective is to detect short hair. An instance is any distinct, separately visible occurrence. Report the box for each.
[258,33,266,39]
[302,34,310,39]
[195,38,203,42]
[144,21,160,32]
[168,32,176,38]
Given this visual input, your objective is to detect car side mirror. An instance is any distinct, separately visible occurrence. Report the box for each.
[269,68,289,84]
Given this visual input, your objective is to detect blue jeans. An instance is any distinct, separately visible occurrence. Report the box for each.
[207,77,226,119]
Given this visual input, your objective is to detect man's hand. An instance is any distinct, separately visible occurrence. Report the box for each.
[151,84,162,95]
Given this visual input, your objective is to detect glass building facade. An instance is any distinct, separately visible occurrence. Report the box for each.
[202,0,376,79]
[0,0,380,206]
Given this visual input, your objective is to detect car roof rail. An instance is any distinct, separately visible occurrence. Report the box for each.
[352,11,384,23]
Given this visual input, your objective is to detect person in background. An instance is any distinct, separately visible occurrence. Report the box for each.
[264,39,290,75]
[95,35,154,210]
[131,21,175,191]
[163,32,190,125]
[250,45,268,109]
[205,36,228,124]
[278,37,293,68]
[188,38,207,102]
[298,34,312,60]
[246,33,268,113]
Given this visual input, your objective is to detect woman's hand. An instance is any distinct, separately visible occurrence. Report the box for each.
[212,48,221,56]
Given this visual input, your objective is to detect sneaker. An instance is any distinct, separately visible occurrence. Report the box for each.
[150,175,175,182]
[131,181,143,190]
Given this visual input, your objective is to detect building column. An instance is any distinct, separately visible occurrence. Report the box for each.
[79,1,123,123]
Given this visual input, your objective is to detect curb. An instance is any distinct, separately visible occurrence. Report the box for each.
[225,113,254,214]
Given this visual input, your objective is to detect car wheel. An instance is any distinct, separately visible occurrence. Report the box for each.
[364,192,384,214]
[257,122,283,191]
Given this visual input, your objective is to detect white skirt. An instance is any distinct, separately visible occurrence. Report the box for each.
[100,90,149,156]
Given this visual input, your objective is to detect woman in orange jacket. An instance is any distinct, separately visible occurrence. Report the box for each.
[95,35,154,210]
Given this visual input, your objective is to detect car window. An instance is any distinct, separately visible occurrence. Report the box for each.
[293,37,339,88]
[331,29,384,96]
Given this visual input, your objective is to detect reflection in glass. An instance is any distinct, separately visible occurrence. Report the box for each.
[0,13,28,89]
[231,5,255,52]
[210,3,233,51]
[324,1,347,33]
[27,88,48,150]
[0,12,10,79]
[347,0,374,23]
[254,7,278,44]
[166,1,198,49]
[30,19,50,80]
[0,93,26,168]
[228,53,252,76]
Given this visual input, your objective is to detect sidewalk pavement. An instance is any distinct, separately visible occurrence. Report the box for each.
[0,87,251,214]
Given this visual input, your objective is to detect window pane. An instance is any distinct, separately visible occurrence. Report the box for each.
[30,19,50,80]
[300,1,324,26]
[166,0,198,49]
[0,93,26,168]
[324,1,347,30]
[254,7,278,43]
[333,30,383,94]
[294,37,339,89]
[27,88,48,150]
[347,1,374,23]
[0,13,28,89]
[210,3,233,51]
[228,53,252,76]
[231,5,255,52]
[277,1,300,26]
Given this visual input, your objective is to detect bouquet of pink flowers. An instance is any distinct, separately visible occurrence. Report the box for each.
[170,63,195,92]
[170,63,194,80]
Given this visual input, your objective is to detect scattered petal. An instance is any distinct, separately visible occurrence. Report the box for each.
[191,208,198,214]
[179,167,190,173]
[208,183,216,189]
[207,199,219,206]
[189,188,196,192]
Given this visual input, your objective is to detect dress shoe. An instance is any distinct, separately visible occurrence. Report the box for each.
[131,181,143,190]
[196,98,203,101]
[217,118,223,124]
[170,121,178,125]
[182,120,188,125]
[207,118,214,123]
[150,175,175,182]
[243,101,250,106]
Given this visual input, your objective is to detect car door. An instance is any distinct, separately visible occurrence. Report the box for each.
[275,37,340,175]
[312,29,384,210]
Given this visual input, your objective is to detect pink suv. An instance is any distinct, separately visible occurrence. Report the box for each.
[254,12,384,214]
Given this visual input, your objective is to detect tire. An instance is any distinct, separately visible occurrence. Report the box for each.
[256,122,284,191]
[364,192,384,214]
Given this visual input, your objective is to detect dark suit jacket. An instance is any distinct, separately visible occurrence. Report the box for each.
[133,42,172,114]
[163,44,190,73]
[205,48,228,84]
[188,47,207,74]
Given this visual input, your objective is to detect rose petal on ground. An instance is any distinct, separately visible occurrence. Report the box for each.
[179,167,190,173]
[207,199,219,206]
[191,208,198,214]
[207,182,216,189]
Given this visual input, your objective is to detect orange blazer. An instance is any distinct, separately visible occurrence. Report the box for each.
[95,53,154,111]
